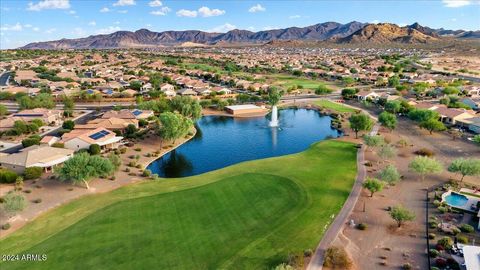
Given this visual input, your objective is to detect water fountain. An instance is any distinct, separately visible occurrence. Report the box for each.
[269,105,279,127]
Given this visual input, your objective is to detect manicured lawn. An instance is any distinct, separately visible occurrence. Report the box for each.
[313,100,358,113]
[0,140,357,270]
[267,74,340,90]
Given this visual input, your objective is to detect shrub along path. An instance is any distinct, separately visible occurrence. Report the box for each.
[0,140,357,270]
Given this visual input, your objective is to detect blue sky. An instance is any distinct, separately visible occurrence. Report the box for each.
[1,0,479,49]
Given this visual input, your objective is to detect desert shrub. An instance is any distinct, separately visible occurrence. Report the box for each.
[438,206,448,213]
[142,169,151,177]
[51,142,64,148]
[272,263,294,270]
[24,166,43,180]
[451,228,461,235]
[23,189,32,194]
[437,236,453,250]
[457,235,468,244]
[119,148,127,154]
[32,198,42,204]
[303,249,313,257]
[134,148,141,152]
[414,148,435,157]
[125,168,130,172]
[136,164,142,169]
[0,168,18,183]
[460,224,474,233]
[356,223,367,230]
[2,192,27,214]
[433,200,441,206]
[323,246,352,269]
[402,263,412,270]
[429,249,440,258]
[435,257,447,267]
[1,223,11,230]
[428,233,436,239]
[128,161,136,167]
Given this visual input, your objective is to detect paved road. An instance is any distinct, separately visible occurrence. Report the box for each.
[307,123,380,270]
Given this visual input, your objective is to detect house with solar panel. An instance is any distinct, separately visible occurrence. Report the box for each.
[101,109,153,120]
[61,127,124,152]
[75,117,139,132]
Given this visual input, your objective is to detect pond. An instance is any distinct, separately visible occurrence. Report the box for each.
[147,108,342,178]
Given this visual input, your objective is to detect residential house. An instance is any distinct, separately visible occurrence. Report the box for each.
[102,109,153,120]
[62,127,123,152]
[75,117,139,131]
[461,98,480,111]
[177,88,197,96]
[435,107,475,125]
[40,136,60,146]
[0,145,74,173]
[355,90,381,101]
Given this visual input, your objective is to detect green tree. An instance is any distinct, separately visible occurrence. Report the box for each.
[362,177,384,197]
[341,88,357,100]
[409,156,443,181]
[89,144,101,155]
[0,104,8,116]
[315,85,332,95]
[21,136,41,147]
[420,119,446,134]
[129,81,142,91]
[56,152,114,189]
[107,153,122,171]
[408,109,439,122]
[384,100,402,114]
[2,192,27,214]
[388,75,400,87]
[473,135,480,146]
[448,158,480,182]
[378,112,397,131]
[390,205,415,227]
[62,120,75,130]
[157,112,192,144]
[125,124,138,138]
[62,95,75,117]
[267,86,281,106]
[349,113,374,139]
[378,165,401,185]
[168,96,202,120]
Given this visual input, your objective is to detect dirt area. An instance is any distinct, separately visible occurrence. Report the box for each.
[332,111,479,269]
[0,129,195,238]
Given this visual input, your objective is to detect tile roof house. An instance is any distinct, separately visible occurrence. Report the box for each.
[61,127,123,151]
[102,109,153,120]
[0,145,74,173]
[75,117,139,131]
[434,107,475,125]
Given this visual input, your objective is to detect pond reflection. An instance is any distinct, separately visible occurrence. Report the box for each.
[147,109,341,178]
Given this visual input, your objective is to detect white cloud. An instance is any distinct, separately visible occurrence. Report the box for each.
[114,21,121,25]
[72,27,86,36]
[33,27,40,31]
[0,23,23,31]
[88,21,96,26]
[68,10,76,14]
[209,23,236,33]
[176,9,197,17]
[248,4,265,13]
[247,26,255,31]
[289,15,301,19]
[100,7,110,12]
[198,6,225,17]
[113,0,136,7]
[95,26,121,35]
[442,0,472,7]
[118,10,128,14]
[450,18,458,21]
[148,0,162,7]
[150,6,171,16]
[24,24,33,28]
[262,26,278,31]
[45,28,57,34]
[145,23,152,27]
[371,20,380,24]
[27,0,70,11]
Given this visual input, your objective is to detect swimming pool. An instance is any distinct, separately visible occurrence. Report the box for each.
[444,192,469,207]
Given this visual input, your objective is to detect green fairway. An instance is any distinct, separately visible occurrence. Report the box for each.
[313,100,358,113]
[0,140,357,270]
[267,74,340,90]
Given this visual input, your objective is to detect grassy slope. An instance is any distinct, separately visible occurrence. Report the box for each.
[0,140,357,270]
[312,100,357,113]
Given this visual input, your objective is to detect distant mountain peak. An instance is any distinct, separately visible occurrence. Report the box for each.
[19,21,478,49]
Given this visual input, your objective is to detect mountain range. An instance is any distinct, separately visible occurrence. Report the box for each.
[20,21,480,49]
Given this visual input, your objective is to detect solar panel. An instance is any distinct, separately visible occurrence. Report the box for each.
[88,130,110,140]
[132,110,142,116]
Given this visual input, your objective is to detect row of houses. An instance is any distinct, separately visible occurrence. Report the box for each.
[0,109,153,174]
